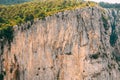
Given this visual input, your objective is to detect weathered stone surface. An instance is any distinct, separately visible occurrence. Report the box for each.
[0,7,120,80]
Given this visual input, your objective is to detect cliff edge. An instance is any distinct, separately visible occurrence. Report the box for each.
[0,6,120,80]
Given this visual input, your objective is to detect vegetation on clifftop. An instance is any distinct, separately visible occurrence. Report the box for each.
[0,0,32,5]
[99,2,120,9]
[0,0,97,30]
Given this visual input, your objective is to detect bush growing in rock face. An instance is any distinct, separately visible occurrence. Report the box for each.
[102,15,108,30]
[24,14,34,22]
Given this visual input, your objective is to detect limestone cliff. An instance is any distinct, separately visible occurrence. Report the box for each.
[0,7,120,80]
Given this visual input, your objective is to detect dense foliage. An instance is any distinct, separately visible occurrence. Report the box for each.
[99,2,120,9]
[0,0,97,30]
[0,0,32,4]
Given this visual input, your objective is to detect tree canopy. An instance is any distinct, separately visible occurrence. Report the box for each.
[0,0,97,30]
[99,2,120,9]
[0,0,32,4]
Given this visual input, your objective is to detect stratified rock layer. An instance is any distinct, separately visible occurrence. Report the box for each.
[0,7,120,80]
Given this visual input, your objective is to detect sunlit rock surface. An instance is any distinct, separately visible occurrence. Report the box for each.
[0,7,120,80]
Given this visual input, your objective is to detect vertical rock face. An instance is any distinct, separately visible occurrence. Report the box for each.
[0,7,120,80]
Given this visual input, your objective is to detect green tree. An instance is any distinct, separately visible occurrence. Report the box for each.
[24,14,34,22]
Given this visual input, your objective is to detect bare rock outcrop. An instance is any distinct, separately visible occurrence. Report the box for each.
[0,7,120,80]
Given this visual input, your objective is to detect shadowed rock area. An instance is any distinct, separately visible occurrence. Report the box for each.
[0,7,120,80]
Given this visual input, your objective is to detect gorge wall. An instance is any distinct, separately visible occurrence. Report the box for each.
[0,7,120,80]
